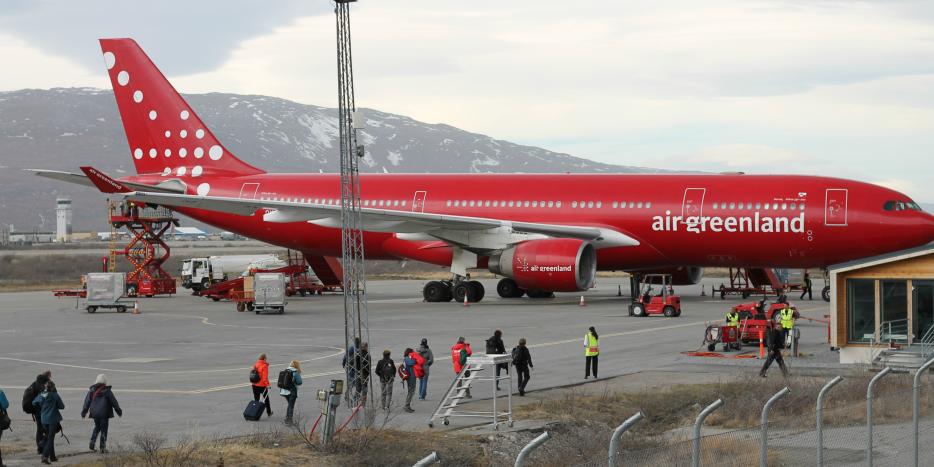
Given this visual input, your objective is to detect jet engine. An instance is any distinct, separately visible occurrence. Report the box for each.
[488,238,596,292]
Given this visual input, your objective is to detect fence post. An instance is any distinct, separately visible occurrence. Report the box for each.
[692,398,724,467]
[816,376,843,467]
[608,411,645,467]
[412,451,439,467]
[913,358,934,467]
[867,367,892,467]
[760,386,790,467]
[515,431,551,467]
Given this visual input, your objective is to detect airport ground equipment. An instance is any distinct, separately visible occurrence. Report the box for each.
[629,274,682,317]
[108,201,177,297]
[704,324,742,352]
[229,273,287,314]
[181,254,282,291]
[195,255,331,302]
[315,379,343,445]
[428,354,513,430]
[718,267,800,299]
[84,272,129,313]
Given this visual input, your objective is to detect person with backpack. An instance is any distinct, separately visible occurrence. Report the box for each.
[416,338,434,401]
[23,371,51,455]
[278,360,303,425]
[353,343,372,404]
[80,374,123,453]
[511,338,534,396]
[486,330,508,390]
[374,350,396,410]
[451,337,473,399]
[584,326,599,379]
[1,387,9,467]
[402,348,417,413]
[250,353,272,418]
[33,380,64,465]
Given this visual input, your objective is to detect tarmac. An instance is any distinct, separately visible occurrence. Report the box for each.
[0,278,838,464]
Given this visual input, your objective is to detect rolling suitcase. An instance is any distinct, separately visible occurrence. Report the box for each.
[243,399,266,421]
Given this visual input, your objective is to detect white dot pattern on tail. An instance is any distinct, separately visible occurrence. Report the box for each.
[134,148,143,160]
[177,167,187,176]
[149,148,157,158]
[117,71,129,86]
[179,148,187,158]
[133,90,143,103]
[180,110,190,120]
[192,166,203,177]
[197,183,211,196]
[209,145,223,160]
[194,147,204,158]
[149,110,157,120]
[196,129,205,139]
[104,52,116,69]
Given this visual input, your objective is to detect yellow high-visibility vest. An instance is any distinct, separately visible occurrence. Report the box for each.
[726,311,740,327]
[585,332,600,356]
[780,307,795,329]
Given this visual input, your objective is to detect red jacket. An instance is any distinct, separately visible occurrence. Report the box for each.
[253,359,270,388]
[411,351,427,378]
[451,342,472,374]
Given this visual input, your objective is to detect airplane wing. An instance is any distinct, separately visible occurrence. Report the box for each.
[28,169,186,194]
[125,191,639,249]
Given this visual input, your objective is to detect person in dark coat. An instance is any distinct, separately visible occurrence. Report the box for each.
[374,350,396,410]
[33,381,64,465]
[23,371,51,455]
[1,387,9,467]
[759,324,789,377]
[486,330,508,390]
[81,374,123,453]
[512,338,534,396]
[800,273,813,300]
[416,338,434,400]
[353,343,372,404]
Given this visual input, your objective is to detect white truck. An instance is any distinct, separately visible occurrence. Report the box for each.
[181,255,284,291]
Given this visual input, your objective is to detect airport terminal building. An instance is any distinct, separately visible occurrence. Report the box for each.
[830,242,934,364]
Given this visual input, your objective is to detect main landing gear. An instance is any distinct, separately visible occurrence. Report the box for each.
[423,277,486,303]
[495,278,554,299]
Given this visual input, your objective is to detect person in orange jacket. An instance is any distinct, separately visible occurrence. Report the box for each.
[451,337,473,398]
[250,353,272,418]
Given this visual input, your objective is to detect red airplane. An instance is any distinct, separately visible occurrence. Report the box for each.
[33,39,934,303]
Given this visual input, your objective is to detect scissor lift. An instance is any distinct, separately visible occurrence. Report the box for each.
[109,201,178,297]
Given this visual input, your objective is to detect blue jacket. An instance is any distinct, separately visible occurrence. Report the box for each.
[404,354,417,376]
[0,389,9,412]
[33,390,65,426]
[81,384,123,419]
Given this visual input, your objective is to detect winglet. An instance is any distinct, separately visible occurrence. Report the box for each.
[79,166,132,193]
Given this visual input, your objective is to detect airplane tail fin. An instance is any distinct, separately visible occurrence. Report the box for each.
[99,38,264,178]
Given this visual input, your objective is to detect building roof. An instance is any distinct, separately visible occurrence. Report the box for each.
[828,242,934,274]
[174,227,207,235]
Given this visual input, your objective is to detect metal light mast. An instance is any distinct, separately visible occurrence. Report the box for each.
[334,0,370,411]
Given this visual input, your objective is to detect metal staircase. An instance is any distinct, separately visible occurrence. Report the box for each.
[872,320,934,370]
[428,354,513,430]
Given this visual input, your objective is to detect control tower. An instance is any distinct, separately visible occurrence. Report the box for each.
[55,197,72,242]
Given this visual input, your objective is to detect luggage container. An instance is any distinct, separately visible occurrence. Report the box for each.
[85,272,129,313]
[252,273,287,314]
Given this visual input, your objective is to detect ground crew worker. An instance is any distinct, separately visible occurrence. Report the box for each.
[800,273,813,300]
[725,309,740,327]
[760,323,789,377]
[584,326,599,379]
[779,304,795,345]
[451,337,473,398]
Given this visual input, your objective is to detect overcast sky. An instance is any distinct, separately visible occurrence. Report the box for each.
[2,0,933,201]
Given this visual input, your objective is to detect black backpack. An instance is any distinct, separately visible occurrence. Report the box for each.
[0,407,10,431]
[511,346,521,366]
[277,369,294,389]
[485,338,496,354]
[22,383,38,414]
[249,368,261,384]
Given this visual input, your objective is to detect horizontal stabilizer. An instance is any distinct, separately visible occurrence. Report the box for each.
[80,166,132,193]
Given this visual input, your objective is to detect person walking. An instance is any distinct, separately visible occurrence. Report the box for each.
[342,337,361,405]
[374,350,396,410]
[585,327,600,379]
[250,353,273,418]
[33,381,64,465]
[402,348,417,413]
[278,360,303,425]
[1,387,9,467]
[486,330,508,390]
[416,338,434,400]
[800,272,813,300]
[779,304,795,346]
[80,374,123,453]
[23,371,51,455]
[512,338,533,396]
[451,337,473,398]
[759,323,789,377]
[353,343,372,404]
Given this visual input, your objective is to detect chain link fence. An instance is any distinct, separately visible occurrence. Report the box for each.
[565,375,934,467]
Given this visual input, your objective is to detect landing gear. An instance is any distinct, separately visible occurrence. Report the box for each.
[423,278,484,303]
[526,290,555,299]
[496,278,525,298]
[453,281,484,303]
[423,281,452,302]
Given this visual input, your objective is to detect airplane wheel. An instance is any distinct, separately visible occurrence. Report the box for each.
[822,286,831,302]
[453,283,470,304]
[469,281,485,302]
[497,278,521,298]
[663,305,675,317]
[631,303,646,317]
[423,281,447,302]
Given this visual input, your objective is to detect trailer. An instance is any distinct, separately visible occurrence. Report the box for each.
[229,273,287,314]
[85,272,129,313]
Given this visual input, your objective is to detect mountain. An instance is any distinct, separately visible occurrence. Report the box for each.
[0,88,662,232]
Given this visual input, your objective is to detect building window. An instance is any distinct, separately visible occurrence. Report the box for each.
[882,280,908,324]
[847,279,876,343]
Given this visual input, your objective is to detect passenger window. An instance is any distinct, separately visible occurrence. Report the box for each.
[712,203,718,210]
[612,201,619,208]
[629,202,635,208]
[790,202,796,210]
[636,201,643,208]
[492,201,498,207]
[755,202,761,209]
[620,201,626,209]
[646,202,652,209]
[572,201,578,208]
[587,201,594,208]
[402,200,407,206]
[729,202,735,209]
[446,200,451,207]
[556,201,562,208]
[596,201,602,208]
[548,201,554,208]
[484,200,491,207]
[469,201,475,207]
[508,201,515,207]
[532,201,538,208]
[772,203,779,210]
[524,201,530,208]
[781,203,787,210]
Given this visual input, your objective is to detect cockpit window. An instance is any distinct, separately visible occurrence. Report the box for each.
[884,200,923,211]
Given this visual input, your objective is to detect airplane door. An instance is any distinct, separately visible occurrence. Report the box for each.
[412,191,427,213]
[682,188,706,219]
[239,183,259,199]
[824,188,848,226]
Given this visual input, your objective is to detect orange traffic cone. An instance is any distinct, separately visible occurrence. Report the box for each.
[463,293,469,307]
[758,330,764,359]
[133,301,140,315]
[579,295,587,307]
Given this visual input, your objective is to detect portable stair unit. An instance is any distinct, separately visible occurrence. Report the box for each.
[428,354,513,430]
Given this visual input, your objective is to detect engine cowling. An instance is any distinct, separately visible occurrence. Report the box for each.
[640,266,704,285]
[488,239,596,292]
